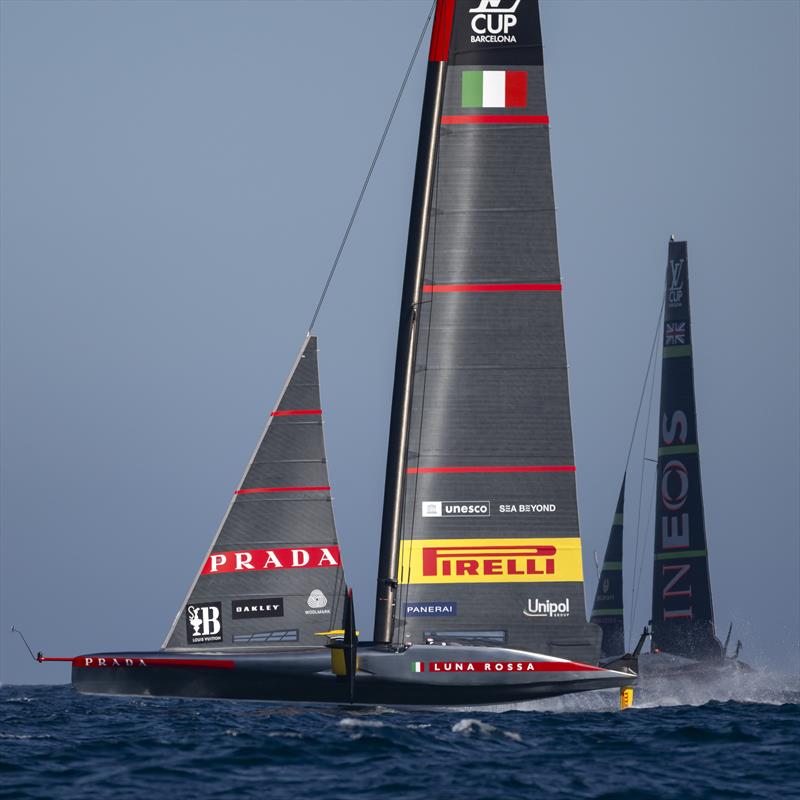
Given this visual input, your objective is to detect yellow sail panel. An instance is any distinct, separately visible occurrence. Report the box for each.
[398,538,583,584]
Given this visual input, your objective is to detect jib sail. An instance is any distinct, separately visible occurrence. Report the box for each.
[164,336,346,650]
[374,0,601,664]
[650,241,721,660]
[590,475,625,658]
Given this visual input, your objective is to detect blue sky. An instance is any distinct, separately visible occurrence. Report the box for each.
[1,0,798,684]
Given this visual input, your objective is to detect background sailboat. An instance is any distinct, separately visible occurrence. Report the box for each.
[648,239,725,665]
[590,475,625,659]
[592,239,749,678]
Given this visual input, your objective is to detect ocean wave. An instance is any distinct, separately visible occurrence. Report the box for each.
[0,685,797,800]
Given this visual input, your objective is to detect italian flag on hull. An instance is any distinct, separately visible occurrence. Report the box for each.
[462,70,527,109]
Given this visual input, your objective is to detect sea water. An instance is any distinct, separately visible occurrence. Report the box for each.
[1,672,798,800]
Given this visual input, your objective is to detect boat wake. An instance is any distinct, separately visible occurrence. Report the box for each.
[445,668,800,714]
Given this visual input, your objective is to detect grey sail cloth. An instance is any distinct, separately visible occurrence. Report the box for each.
[393,0,601,665]
[650,241,721,660]
[590,475,626,657]
[163,336,346,650]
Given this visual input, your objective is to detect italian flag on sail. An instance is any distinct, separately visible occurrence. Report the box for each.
[461,70,527,109]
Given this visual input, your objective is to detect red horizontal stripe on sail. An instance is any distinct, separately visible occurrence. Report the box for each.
[407,466,575,475]
[441,115,549,125]
[74,657,235,669]
[423,283,561,293]
[428,0,455,62]
[235,486,330,494]
[270,409,322,416]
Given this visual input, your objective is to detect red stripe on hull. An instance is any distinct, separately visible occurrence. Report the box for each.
[74,657,235,669]
[235,486,330,495]
[428,0,455,62]
[441,115,549,125]
[425,660,603,673]
[423,283,561,293]
[270,409,322,416]
[407,466,575,475]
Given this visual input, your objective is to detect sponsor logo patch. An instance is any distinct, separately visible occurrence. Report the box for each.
[231,597,284,620]
[499,503,556,513]
[305,589,331,616]
[413,661,600,673]
[469,0,520,43]
[201,546,340,575]
[404,602,457,617]
[186,602,223,644]
[422,501,490,518]
[399,538,583,584]
[523,598,571,618]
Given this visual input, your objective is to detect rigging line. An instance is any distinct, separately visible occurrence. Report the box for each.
[625,293,664,648]
[307,0,436,333]
[623,295,666,472]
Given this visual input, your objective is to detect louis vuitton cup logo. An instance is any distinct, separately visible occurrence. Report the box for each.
[186,602,223,644]
[668,259,685,307]
[469,0,520,42]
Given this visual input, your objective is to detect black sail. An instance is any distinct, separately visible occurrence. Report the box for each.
[650,241,721,660]
[164,336,346,650]
[590,475,625,658]
[375,0,601,664]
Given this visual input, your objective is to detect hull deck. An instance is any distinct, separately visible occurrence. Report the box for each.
[71,645,635,706]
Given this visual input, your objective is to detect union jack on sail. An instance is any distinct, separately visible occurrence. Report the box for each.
[665,322,686,345]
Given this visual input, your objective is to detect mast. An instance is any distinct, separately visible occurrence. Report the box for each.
[650,240,722,660]
[373,0,452,645]
[590,474,626,657]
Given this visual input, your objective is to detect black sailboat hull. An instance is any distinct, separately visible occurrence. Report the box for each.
[70,645,634,706]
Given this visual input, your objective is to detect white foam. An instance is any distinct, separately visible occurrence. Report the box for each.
[338,717,384,729]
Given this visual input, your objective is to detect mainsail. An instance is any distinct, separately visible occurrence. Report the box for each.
[650,240,721,660]
[164,336,346,650]
[590,475,626,658]
[374,0,601,664]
